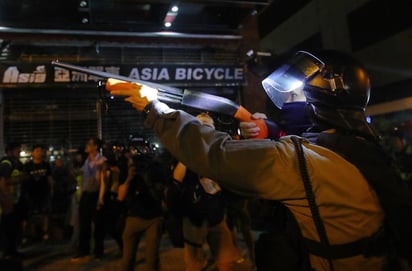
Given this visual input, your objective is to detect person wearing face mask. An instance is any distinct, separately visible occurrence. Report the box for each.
[239,76,310,140]
[105,50,412,271]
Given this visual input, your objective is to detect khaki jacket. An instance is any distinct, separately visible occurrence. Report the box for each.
[145,102,384,271]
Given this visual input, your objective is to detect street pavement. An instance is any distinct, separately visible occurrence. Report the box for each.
[21,237,184,271]
[19,233,254,271]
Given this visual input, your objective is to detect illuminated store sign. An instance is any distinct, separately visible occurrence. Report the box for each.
[0,64,246,87]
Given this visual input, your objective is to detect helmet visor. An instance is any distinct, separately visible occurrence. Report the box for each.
[262,51,324,109]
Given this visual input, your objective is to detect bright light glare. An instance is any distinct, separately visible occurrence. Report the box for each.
[289,80,303,91]
[171,6,179,12]
[164,22,172,28]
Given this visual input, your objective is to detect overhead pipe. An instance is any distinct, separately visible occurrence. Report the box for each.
[0,27,242,40]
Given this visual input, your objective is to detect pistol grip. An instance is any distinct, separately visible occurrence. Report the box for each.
[234,105,268,139]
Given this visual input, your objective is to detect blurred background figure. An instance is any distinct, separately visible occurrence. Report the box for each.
[71,137,107,261]
[387,128,412,187]
[22,144,54,243]
[67,150,85,250]
[51,158,71,218]
[0,142,26,260]
[223,190,255,267]
[118,154,167,271]
[103,143,129,256]
[172,113,252,271]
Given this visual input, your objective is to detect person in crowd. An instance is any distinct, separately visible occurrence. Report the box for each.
[105,50,412,271]
[51,158,72,217]
[117,154,166,271]
[387,128,412,186]
[23,144,54,241]
[223,190,255,267]
[71,137,107,261]
[0,142,26,259]
[103,145,129,256]
[67,150,85,250]
[172,112,250,271]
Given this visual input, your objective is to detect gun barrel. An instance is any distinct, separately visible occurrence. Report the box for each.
[51,61,184,97]
[50,61,268,139]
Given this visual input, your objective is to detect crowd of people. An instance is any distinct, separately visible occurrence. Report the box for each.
[0,49,412,271]
[0,143,56,258]
[0,135,258,271]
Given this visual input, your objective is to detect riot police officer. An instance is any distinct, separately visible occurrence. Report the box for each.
[105,50,411,271]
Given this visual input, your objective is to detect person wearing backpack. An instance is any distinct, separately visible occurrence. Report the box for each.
[105,49,412,271]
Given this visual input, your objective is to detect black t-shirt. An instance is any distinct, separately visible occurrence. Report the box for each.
[23,160,51,200]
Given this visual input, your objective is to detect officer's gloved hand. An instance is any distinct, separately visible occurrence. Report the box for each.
[239,112,267,139]
[105,78,158,111]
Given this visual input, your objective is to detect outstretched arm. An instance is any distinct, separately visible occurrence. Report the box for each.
[105,80,298,199]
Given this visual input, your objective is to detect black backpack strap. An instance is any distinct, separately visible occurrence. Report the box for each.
[303,235,370,259]
[291,136,335,271]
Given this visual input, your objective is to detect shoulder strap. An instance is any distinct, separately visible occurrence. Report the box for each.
[291,136,335,271]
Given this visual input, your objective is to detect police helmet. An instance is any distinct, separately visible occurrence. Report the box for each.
[262,50,376,137]
[303,50,370,111]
